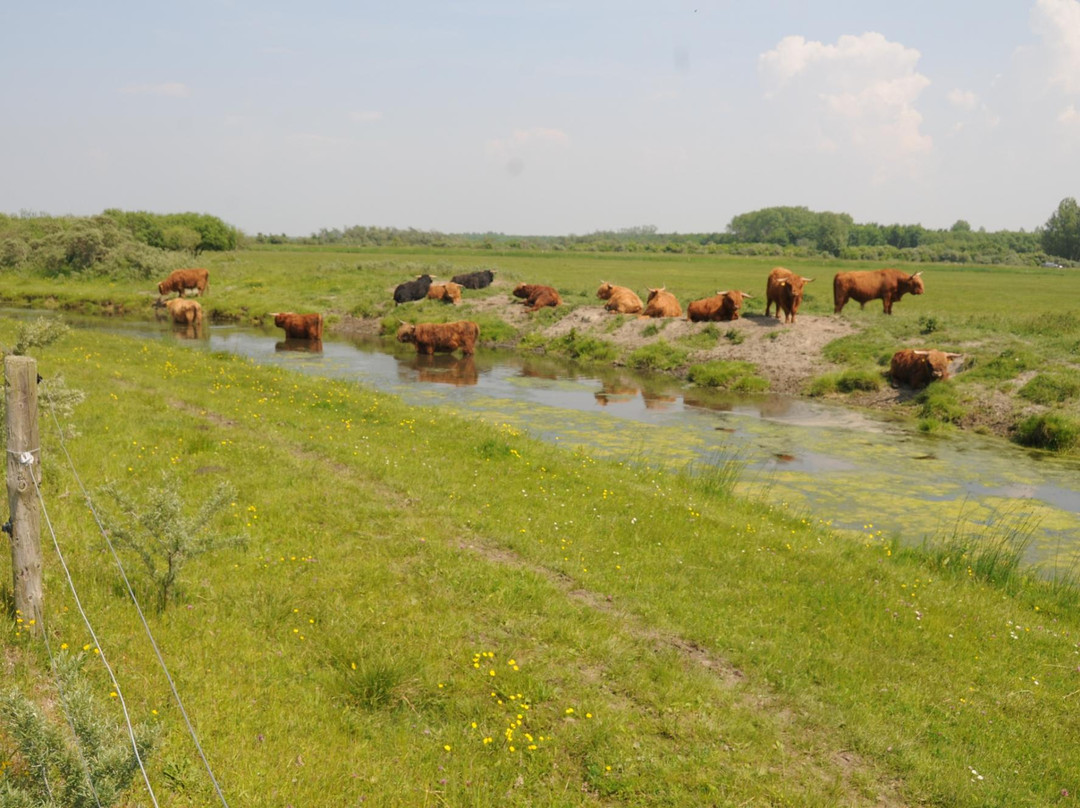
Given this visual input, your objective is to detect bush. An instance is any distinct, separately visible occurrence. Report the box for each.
[0,236,29,267]
[1018,372,1080,405]
[687,360,769,392]
[1013,413,1080,451]
[625,340,690,372]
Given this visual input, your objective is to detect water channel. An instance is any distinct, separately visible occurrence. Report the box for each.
[55,315,1080,569]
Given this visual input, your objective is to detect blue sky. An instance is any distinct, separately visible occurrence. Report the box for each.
[2,1,1078,236]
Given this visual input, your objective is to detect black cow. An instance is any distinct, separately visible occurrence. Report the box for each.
[393,274,434,304]
[451,269,495,290]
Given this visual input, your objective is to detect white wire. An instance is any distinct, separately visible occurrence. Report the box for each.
[42,395,232,808]
[26,460,160,808]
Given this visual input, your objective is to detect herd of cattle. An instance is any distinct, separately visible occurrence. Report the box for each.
[154,263,949,389]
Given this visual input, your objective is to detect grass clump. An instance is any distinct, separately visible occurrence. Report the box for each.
[625,340,690,372]
[916,381,966,425]
[963,347,1040,383]
[544,328,618,362]
[675,324,719,350]
[723,328,744,345]
[807,369,883,395]
[687,360,769,392]
[1013,412,1080,451]
[1018,371,1080,405]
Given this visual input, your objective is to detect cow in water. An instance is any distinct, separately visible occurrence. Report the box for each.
[273,312,323,340]
[396,320,480,355]
[596,282,643,314]
[451,269,495,289]
[642,287,682,318]
[765,267,814,323]
[165,298,203,326]
[889,349,962,389]
[393,274,434,304]
[833,269,923,315]
[512,283,561,312]
[687,291,753,322]
[157,268,209,299]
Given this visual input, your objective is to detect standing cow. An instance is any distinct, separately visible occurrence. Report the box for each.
[164,297,203,326]
[157,268,209,299]
[687,291,753,322]
[273,312,323,340]
[643,287,682,318]
[393,274,434,304]
[889,349,962,388]
[596,282,644,314]
[833,269,924,315]
[396,321,480,355]
[765,267,814,323]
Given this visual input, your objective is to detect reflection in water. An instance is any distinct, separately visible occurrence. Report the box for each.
[172,323,206,341]
[410,354,478,386]
[276,338,323,353]
[20,308,1080,569]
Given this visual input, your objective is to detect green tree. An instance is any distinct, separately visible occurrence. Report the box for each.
[1041,197,1080,261]
[816,212,851,255]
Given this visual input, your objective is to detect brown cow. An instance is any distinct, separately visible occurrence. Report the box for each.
[164,297,203,326]
[426,282,463,304]
[833,269,923,314]
[765,267,814,323]
[396,321,480,355]
[643,287,682,318]
[596,282,643,314]
[273,312,323,340]
[889,349,962,389]
[512,283,562,312]
[687,291,753,322]
[157,268,209,299]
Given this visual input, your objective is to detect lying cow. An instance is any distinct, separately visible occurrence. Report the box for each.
[396,321,480,355]
[687,290,753,322]
[451,269,494,289]
[273,312,323,340]
[512,283,562,312]
[393,274,434,304]
[643,287,682,318]
[165,297,203,326]
[833,269,923,315]
[157,268,209,299]
[765,267,814,323]
[889,349,962,389]
[426,282,463,304]
[596,282,643,314]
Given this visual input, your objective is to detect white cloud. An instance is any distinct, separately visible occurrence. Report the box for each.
[947,89,979,111]
[1032,0,1080,94]
[350,110,383,122]
[758,31,932,173]
[119,82,191,98]
[1060,103,1080,123]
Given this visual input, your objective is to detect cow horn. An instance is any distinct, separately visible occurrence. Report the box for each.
[741,292,753,298]
[912,350,929,355]
[716,290,727,295]
[803,277,815,283]
[913,271,923,277]
[945,352,962,359]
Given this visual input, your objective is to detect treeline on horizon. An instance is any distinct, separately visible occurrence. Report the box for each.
[282,199,1080,267]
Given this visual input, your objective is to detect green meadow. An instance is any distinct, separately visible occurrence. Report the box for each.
[2,296,1080,805]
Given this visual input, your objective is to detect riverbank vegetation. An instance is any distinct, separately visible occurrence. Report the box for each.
[2,321,1080,806]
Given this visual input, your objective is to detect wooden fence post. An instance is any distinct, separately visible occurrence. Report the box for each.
[5,355,42,634]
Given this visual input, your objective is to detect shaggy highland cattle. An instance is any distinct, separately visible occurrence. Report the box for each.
[833,269,924,314]
[164,297,203,326]
[451,269,495,289]
[426,282,463,304]
[273,312,324,340]
[396,321,480,355]
[687,291,753,322]
[596,282,644,314]
[889,349,961,389]
[512,283,562,312]
[393,274,434,304]
[157,268,209,299]
[642,287,682,318]
[765,267,814,323]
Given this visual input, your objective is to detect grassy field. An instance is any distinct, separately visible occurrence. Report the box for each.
[5,245,1080,450]
[1,314,1080,806]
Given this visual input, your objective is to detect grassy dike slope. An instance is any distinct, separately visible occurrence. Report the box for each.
[4,323,1080,807]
